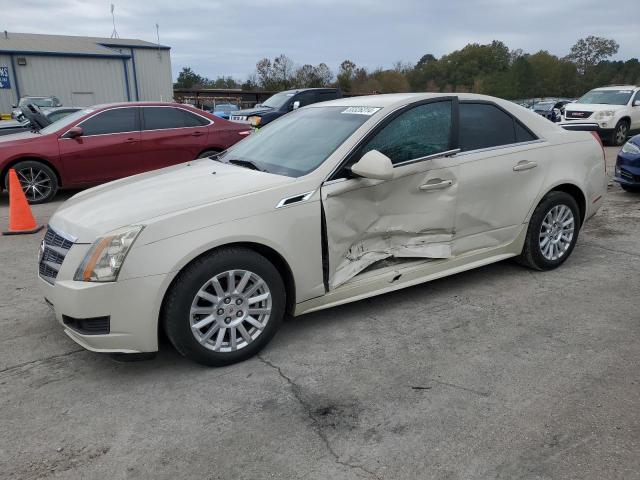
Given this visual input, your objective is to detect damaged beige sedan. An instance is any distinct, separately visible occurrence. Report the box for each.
[41,93,607,366]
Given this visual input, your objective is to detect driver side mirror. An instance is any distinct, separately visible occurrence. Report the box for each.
[292,100,301,110]
[634,100,640,107]
[66,126,84,139]
[350,150,394,180]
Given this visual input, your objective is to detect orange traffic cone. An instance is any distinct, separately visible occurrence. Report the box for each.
[2,169,44,235]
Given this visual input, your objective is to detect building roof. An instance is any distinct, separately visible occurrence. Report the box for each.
[0,32,170,58]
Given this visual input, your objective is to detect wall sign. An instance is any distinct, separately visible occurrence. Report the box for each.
[0,66,10,89]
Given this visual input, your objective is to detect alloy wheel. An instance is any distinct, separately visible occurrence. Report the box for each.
[189,270,272,353]
[616,123,628,145]
[15,167,53,203]
[539,204,575,261]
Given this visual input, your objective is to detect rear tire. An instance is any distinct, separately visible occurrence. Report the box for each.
[3,160,58,204]
[162,247,286,366]
[610,120,629,146]
[517,191,581,271]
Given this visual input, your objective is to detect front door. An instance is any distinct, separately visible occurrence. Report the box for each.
[321,98,459,289]
[452,101,547,255]
[58,107,141,184]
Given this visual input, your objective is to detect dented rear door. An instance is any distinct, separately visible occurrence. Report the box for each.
[321,98,459,289]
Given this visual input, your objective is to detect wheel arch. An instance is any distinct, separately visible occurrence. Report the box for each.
[196,146,223,158]
[158,241,297,340]
[618,116,631,126]
[547,183,586,224]
[1,156,62,190]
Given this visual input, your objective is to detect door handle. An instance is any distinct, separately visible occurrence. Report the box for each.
[418,179,453,191]
[191,131,205,137]
[124,138,138,144]
[513,160,537,172]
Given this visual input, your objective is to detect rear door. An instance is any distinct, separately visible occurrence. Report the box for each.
[139,106,212,169]
[321,98,459,289]
[58,107,141,184]
[452,102,546,255]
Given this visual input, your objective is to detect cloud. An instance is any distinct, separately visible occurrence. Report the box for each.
[2,0,637,81]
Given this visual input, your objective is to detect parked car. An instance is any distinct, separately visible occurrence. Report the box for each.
[563,85,640,146]
[0,102,250,203]
[0,106,81,137]
[11,95,62,118]
[39,93,607,366]
[614,134,640,192]
[211,103,239,120]
[533,100,573,122]
[229,88,342,127]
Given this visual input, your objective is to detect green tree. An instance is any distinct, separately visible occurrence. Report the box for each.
[566,36,619,75]
[174,67,208,89]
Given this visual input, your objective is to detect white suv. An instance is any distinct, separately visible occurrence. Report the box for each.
[563,85,640,146]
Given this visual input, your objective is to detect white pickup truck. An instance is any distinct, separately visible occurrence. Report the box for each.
[563,85,640,146]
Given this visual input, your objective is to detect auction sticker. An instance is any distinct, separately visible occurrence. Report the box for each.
[341,107,381,115]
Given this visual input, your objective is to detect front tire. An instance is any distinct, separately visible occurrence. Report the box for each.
[162,247,286,366]
[196,149,221,159]
[4,160,58,204]
[610,120,629,146]
[517,191,581,271]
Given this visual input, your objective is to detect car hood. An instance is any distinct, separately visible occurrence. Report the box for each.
[50,159,293,242]
[565,103,626,112]
[232,107,274,117]
[0,130,43,144]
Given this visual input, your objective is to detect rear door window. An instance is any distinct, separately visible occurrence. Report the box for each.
[142,107,209,130]
[80,108,139,136]
[459,103,536,151]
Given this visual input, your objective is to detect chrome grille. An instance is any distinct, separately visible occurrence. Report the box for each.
[39,226,74,284]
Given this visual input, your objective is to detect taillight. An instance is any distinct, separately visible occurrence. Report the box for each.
[590,131,606,172]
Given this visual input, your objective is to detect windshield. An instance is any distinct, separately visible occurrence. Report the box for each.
[215,104,238,111]
[534,102,554,111]
[577,89,634,105]
[19,97,57,107]
[40,108,94,135]
[218,106,373,177]
[261,92,295,109]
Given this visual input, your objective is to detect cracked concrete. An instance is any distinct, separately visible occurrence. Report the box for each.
[258,354,382,480]
[1,147,639,479]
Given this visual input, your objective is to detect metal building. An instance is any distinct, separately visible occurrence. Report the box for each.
[0,32,172,114]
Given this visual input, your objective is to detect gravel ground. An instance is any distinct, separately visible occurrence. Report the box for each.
[0,147,638,480]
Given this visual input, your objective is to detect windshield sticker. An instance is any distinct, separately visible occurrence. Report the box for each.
[341,107,381,116]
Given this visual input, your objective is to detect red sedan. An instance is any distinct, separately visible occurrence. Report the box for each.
[0,102,251,203]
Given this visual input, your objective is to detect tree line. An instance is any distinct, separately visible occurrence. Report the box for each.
[174,36,640,99]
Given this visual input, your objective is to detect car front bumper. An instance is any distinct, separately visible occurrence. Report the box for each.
[40,273,167,353]
[614,152,640,186]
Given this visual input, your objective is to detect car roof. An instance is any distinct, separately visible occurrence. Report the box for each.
[591,85,638,91]
[88,101,197,110]
[313,92,516,108]
[280,88,338,94]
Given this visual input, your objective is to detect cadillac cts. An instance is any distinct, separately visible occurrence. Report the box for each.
[40,93,607,366]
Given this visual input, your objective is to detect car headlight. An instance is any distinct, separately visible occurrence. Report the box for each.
[596,110,615,119]
[74,225,144,282]
[248,116,262,127]
[622,141,640,154]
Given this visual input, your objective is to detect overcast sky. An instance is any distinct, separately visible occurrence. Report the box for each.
[3,0,638,81]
